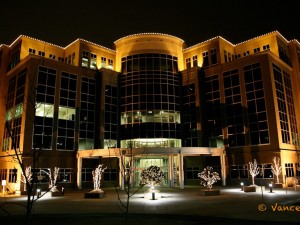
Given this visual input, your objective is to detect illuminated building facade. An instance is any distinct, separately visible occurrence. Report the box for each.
[0,31,300,192]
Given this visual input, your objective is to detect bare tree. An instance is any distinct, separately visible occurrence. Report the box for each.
[271,157,282,184]
[0,62,58,225]
[108,145,146,225]
[249,159,260,185]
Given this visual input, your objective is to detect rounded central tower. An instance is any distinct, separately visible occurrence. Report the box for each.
[114,33,185,148]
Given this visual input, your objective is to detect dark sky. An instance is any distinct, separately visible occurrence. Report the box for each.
[1,0,299,49]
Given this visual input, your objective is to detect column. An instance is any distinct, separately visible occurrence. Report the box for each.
[168,155,174,187]
[77,156,82,189]
[119,155,125,191]
[178,153,184,189]
[220,153,226,186]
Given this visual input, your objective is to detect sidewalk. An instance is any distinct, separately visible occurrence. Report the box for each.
[1,186,299,225]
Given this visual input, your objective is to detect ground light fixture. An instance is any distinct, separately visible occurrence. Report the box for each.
[151,185,155,200]
[240,182,244,191]
[36,189,41,198]
[269,183,273,193]
[2,180,6,196]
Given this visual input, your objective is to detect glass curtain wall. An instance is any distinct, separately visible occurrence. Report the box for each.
[120,53,181,148]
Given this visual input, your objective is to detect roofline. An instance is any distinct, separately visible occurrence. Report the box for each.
[65,38,115,52]
[114,32,185,44]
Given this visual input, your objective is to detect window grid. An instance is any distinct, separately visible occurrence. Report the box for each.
[79,77,95,150]
[205,75,222,139]
[223,69,245,147]
[120,53,181,144]
[273,64,290,144]
[35,66,56,149]
[244,63,269,145]
[58,72,77,150]
[283,71,299,145]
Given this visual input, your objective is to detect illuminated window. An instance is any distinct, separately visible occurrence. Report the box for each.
[36,103,54,118]
[101,56,106,68]
[90,53,97,69]
[81,51,89,67]
[108,59,113,69]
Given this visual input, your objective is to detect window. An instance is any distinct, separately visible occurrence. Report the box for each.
[81,168,93,182]
[81,51,89,67]
[8,168,18,183]
[67,55,71,64]
[230,165,248,178]
[263,44,270,51]
[57,168,73,183]
[243,51,250,57]
[186,167,200,179]
[90,53,97,69]
[0,169,7,181]
[210,48,217,65]
[254,47,260,53]
[49,54,56,59]
[103,168,117,181]
[296,163,300,177]
[71,52,75,65]
[244,63,269,145]
[108,59,113,69]
[192,55,198,67]
[235,54,241,59]
[185,57,191,69]
[29,48,36,54]
[202,51,209,67]
[257,164,273,178]
[38,51,45,57]
[101,57,106,68]
[285,163,294,177]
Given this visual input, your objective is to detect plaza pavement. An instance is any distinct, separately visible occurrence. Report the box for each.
[0,185,300,225]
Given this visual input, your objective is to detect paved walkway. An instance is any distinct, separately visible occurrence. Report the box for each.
[1,186,300,225]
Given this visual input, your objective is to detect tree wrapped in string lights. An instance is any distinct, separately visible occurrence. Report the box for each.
[198,166,220,190]
[92,164,107,191]
[271,157,282,184]
[49,167,60,192]
[140,165,164,187]
[140,165,164,200]
[249,159,260,185]
[20,166,32,191]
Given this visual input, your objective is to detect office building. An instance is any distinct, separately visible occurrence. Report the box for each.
[0,31,300,192]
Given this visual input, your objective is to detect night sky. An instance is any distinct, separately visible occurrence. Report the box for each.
[1,0,299,49]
